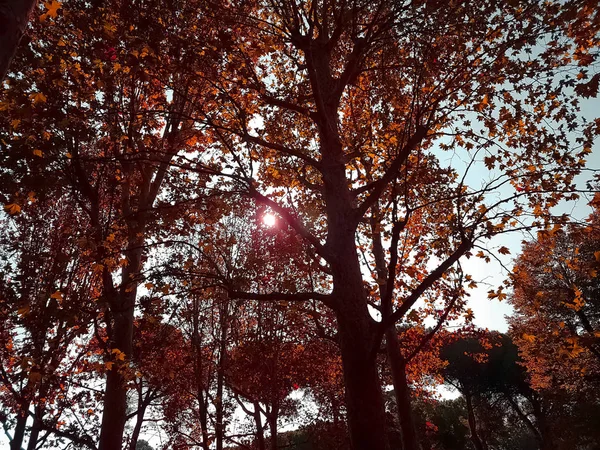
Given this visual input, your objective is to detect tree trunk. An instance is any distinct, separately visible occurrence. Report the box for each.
[0,0,37,80]
[465,393,485,450]
[99,241,143,450]
[128,387,152,450]
[267,406,278,450]
[253,401,267,450]
[309,44,390,446]
[98,307,134,450]
[385,331,420,450]
[10,405,28,450]
[529,395,550,450]
[128,415,144,450]
[26,405,42,450]
[215,320,227,450]
[325,187,390,449]
[192,297,211,450]
[333,248,389,450]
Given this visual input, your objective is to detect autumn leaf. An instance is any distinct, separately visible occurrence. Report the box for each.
[30,92,47,104]
[4,203,21,215]
[522,333,535,343]
[498,246,511,255]
[33,149,43,157]
[50,291,63,301]
[111,348,126,361]
[40,0,62,21]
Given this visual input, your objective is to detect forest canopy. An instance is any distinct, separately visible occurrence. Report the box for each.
[0,1,598,449]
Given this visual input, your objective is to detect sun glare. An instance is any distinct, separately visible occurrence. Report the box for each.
[262,213,276,227]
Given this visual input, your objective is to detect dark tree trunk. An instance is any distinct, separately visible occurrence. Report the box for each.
[10,405,28,450]
[215,329,227,450]
[316,99,389,449]
[99,241,143,450]
[465,393,485,450]
[0,0,37,80]
[253,401,267,450]
[333,251,389,450]
[530,395,550,450]
[385,332,420,450]
[192,297,211,450]
[128,387,152,450]
[98,307,134,450]
[26,405,42,450]
[267,406,279,450]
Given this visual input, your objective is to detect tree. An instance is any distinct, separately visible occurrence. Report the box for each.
[186,1,598,448]
[1,1,218,447]
[0,196,100,450]
[509,197,600,393]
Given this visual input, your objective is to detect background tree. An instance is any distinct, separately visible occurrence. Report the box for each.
[509,197,600,394]
[0,197,99,450]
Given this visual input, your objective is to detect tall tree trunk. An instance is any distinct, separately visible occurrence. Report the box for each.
[371,205,419,450]
[529,395,549,450]
[10,404,29,450]
[267,406,278,450]
[0,0,37,80]
[99,307,134,450]
[465,393,485,450]
[253,401,267,450]
[25,405,42,450]
[319,107,389,449]
[215,301,229,450]
[99,240,144,450]
[192,297,211,450]
[385,333,419,450]
[128,386,152,450]
[333,252,389,450]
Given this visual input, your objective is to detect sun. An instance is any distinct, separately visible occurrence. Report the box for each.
[262,213,277,227]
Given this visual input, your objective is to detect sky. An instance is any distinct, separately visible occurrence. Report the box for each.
[463,97,599,332]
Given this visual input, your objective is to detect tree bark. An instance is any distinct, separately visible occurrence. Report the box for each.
[10,406,28,450]
[253,401,267,450]
[465,393,485,450]
[333,256,390,450]
[385,332,420,450]
[321,139,390,450]
[0,0,37,80]
[99,240,144,450]
[192,297,211,450]
[98,307,134,450]
[267,408,278,450]
[25,405,42,450]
